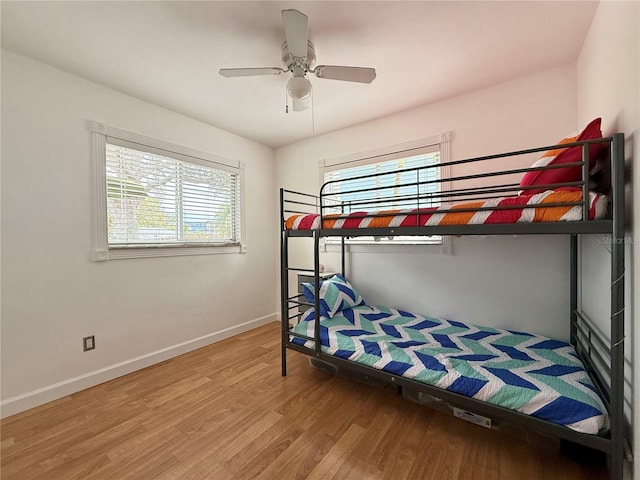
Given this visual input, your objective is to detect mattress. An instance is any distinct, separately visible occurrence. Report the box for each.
[285,188,607,230]
[290,305,608,434]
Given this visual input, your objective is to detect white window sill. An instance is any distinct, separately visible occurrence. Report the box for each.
[93,244,246,261]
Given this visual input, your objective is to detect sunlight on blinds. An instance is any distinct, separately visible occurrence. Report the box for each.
[324,153,440,213]
[106,143,240,246]
[323,151,442,245]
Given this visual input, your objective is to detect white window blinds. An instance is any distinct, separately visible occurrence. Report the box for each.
[105,142,240,247]
[322,140,448,247]
[323,152,441,213]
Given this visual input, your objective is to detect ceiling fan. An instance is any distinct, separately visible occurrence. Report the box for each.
[219,9,376,112]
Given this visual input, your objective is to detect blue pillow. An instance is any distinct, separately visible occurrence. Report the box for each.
[302,274,365,318]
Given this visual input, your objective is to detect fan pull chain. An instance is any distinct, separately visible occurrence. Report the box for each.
[311,88,315,134]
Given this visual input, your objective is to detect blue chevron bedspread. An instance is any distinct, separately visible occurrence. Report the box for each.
[290,305,608,434]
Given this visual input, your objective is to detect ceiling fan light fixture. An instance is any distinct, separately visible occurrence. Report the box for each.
[291,95,309,112]
[286,75,312,100]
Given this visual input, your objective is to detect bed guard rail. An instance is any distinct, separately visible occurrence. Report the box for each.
[315,136,615,226]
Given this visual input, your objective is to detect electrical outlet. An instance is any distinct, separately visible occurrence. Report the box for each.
[83,336,95,352]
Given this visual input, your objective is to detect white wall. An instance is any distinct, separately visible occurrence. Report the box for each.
[576,2,639,478]
[276,65,579,340]
[0,51,278,416]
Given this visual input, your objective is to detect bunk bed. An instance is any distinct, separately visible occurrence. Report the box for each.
[279,124,626,480]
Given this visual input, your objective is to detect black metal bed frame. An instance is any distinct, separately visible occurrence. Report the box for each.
[279,134,626,479]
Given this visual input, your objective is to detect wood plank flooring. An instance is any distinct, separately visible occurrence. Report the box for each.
[1,322,609,480]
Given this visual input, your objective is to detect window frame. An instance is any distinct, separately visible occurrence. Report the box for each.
[90,121,246,261]
[320,132,452,255]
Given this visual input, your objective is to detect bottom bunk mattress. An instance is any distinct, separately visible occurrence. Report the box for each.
[290,305,608,435]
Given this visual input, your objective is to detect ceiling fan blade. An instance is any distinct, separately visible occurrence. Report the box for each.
[313,66,376,83]
[219,67,285,77]
[282,9,308,58]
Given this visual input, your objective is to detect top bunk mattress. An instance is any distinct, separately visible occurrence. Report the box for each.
[290,305,608,435]
[285,189,607,231]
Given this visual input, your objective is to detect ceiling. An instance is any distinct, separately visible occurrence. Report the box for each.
[1,1,598,148]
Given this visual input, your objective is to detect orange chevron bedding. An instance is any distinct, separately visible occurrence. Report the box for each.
[285,189,607,230]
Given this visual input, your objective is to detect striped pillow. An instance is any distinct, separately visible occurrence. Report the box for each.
[302,274,365,318]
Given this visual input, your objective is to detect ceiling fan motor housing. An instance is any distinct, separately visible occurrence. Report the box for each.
[281,40,316,72]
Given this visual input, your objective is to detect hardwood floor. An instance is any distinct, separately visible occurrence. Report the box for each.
[1,322,608,480]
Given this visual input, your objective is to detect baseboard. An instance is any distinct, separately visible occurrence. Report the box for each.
[0,313,277,418]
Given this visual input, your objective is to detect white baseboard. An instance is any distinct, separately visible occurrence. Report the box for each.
[0,313,277,418]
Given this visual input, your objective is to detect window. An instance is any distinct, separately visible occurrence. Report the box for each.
[321,132,451,252]
[90,122,245,260]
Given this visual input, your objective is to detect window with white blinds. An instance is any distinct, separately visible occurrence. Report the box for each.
[106,142,240,246]
[321,134,451,247]
[324,152,441,211]
[90,122,244,260]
